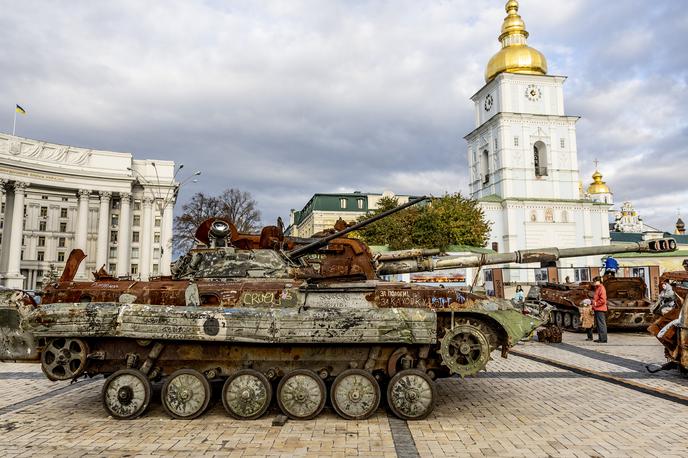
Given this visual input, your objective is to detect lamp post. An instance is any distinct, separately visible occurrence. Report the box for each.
[126,164,200,276]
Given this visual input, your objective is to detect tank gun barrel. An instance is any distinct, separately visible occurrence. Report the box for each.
[286,195,428,260]
[377,238,677,275]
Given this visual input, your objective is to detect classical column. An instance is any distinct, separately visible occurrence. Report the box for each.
[116,193,132,277]
[74,189,91,280]
[0,179,8,274]
[160,202,174,275]
[5,181,28,288]
[95,191,112,271]
[139,196,154,280]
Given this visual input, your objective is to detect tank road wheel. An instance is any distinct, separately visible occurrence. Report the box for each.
[330,369,381,420]
[276,369,326,420]
[554,311,563,328]
[162,369,211,420]
[387,369,436,420]
[222,369,273,420]
[41,338,89,381]
[439,325,490,378]
[571,314,581,331]
[563,312,572,329]
[102,369,152,420]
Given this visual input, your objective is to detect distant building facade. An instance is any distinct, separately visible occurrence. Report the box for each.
[288,191,412,238]
[0,133,176,289]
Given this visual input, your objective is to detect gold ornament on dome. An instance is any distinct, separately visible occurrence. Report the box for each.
[485,0,548,82]
[587,170,611,195]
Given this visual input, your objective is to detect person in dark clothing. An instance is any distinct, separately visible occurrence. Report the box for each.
[591,276,608,343]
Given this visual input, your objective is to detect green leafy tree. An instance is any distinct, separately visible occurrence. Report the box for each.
[355,193,490,250]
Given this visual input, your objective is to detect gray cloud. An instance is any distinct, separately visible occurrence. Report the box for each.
[0,0,686,234]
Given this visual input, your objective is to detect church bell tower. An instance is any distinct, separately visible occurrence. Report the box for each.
[464,0,610,280]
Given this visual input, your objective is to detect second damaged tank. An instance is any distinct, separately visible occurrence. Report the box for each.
[0,196,677,421]
[527,275,662,331]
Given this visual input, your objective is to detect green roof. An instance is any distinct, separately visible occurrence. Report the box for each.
[610,231,688,245]
[293,193,369,225]
[615,250,688,258]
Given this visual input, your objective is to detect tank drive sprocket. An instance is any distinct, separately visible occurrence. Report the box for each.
[439,323,491,378]
[40,337,88,381]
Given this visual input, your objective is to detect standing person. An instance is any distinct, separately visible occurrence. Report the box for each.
[591,276,608,343]
[579,299,595,341]
[657,280,676,315]
[602,256,619,277]
[513,285,525,303]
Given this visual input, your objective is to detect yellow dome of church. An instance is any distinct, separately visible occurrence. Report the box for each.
[485,0,548,82]
[587,170,611,195]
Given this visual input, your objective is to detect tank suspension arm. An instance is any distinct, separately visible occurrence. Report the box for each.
[377,238,677,275]
[286,195,428,260]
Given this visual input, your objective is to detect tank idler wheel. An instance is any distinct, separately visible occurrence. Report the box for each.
[102,369,152,420]
[41,337,89,381]
[222,369,272,420]
[554,311,563,328]
[162,369,211,420]
[439,324,490,378]
[387,369,436,420]
[563,312,572,329]
[330,369,381,420]
[276,369,326,420]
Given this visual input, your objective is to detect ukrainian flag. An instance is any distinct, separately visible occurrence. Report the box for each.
[15,104,26,114]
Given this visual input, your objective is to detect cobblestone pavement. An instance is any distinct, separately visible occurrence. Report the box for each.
[1,332,687,457]
[516,331,688,397]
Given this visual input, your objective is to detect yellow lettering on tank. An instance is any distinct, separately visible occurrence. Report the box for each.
[241,290,296,307]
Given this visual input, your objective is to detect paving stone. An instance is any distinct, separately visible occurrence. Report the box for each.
[1,332,687,456]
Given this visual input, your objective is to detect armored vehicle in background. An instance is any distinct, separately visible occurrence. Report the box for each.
[648,266,688,373]
[0,197,676,421]
[527,275,662,332]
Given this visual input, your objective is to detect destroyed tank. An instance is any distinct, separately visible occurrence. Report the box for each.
[0,197,676,421]
[527,274,664,332]
[647,265,688,374]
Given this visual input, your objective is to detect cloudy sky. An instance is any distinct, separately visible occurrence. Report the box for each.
[1,0,686,232]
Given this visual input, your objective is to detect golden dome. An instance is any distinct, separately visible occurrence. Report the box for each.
[485,0,548,82]
[587,170,611,195]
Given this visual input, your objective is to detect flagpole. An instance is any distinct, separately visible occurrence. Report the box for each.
[12,107,16,136]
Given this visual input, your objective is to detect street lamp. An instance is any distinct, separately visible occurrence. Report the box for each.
[126,163,201,273]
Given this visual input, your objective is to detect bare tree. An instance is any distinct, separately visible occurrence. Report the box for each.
[173,189,261,253]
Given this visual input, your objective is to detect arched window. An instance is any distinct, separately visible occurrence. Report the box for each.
[481,149,490,183]
[533,141,548,176]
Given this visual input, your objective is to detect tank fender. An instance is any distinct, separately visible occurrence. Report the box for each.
[442,308,540,348]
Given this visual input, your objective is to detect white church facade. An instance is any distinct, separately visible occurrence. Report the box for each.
[465,0,611,283]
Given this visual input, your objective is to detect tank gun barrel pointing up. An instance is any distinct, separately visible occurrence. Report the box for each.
[377,238,677,275]
[286,195,428,260]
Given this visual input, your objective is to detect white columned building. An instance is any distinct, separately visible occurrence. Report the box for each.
[464,0,610,283]
[0,133,178,289]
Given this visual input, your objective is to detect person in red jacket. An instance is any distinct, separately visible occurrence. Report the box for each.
[591,276,608,343]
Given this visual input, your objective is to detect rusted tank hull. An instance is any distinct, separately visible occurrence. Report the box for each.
[0,306,39,361]
[28,302,437,345]
[531,278,658,331]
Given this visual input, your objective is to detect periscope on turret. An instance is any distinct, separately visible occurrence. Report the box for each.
[0,196,677,421]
